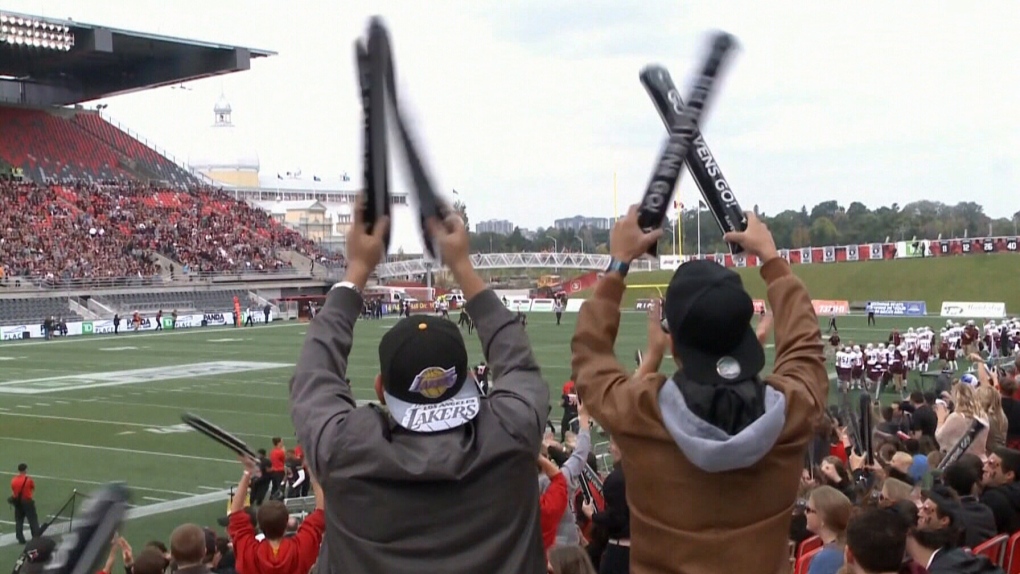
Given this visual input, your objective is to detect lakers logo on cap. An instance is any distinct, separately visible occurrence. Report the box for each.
[408,366,458,399]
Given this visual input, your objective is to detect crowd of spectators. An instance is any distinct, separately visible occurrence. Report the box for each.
[13,207,1020,574]
[0,179,345,285]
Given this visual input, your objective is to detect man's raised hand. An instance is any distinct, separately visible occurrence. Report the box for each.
[344,194,391,289]
[722,212,779,263]
[609,204,663,263]
[426,210,471,270]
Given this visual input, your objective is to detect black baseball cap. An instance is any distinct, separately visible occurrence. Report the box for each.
[663,260,765,385]
[378,315,479,433]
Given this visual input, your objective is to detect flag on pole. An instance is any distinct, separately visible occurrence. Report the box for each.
[699,200,707,209]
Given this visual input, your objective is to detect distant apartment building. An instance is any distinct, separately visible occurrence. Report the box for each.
[475,219,516,235]
[553,215,612,231]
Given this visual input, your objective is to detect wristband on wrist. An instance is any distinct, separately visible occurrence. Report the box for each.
[605,258,630,278]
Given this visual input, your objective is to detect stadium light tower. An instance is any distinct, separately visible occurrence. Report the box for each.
[0,13,75,51]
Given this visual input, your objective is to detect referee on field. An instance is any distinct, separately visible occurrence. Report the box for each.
[9,463,40,544]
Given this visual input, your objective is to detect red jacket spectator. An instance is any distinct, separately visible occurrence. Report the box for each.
[228,509,325,574]
[538,458,568,552]
[270,442,286,473]
[227,458,326,574]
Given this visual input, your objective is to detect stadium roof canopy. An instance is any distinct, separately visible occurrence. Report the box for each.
[0,9,275,107]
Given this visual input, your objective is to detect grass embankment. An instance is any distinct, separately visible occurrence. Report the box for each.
[573,254,1020,312]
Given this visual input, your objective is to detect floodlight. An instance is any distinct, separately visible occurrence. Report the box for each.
[0,12,74,51]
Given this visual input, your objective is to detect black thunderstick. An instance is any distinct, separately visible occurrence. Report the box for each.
[636,32,737,256]
[639,66,748,254]
[355,18,392,250]
[43,484,130,574]
[355,17,449,261]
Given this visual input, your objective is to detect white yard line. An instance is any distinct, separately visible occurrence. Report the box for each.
[0,471,203,497]
[0,489,231,548]
[19,396,294,418]
[0,322,305,349]
[0,412,277,439]
[142,496,169,502]
[0,437,237,463]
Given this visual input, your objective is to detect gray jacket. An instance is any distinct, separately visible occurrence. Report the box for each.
[290,286,550,574]
[539,429,592,546]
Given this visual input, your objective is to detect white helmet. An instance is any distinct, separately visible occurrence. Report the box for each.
[867,343,874,350]
[908,327,915,334]
[853,345,861,352]
[947,320,953,327]
[887,343,895,349]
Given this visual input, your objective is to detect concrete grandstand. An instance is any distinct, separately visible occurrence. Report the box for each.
[0,10,360,329]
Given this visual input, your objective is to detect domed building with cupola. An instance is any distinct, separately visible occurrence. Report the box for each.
[187,95,261,187]
[187,95,419,255]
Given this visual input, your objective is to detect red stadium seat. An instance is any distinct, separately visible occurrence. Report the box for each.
[797,535,823,560]
[974,534,1009,566]
[1006,531,1020,574]
[794,547,821,574]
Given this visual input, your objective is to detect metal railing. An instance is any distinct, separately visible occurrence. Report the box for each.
[97,110,218,186]
[0,268,327,292]
[374,252,659,279]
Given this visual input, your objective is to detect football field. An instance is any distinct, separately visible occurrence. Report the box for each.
[0,309,951,562]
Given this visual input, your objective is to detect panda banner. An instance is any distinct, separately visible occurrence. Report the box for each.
[822,246,835,263]
[845,245,859,261]
[800,248,812,264]
[869,244,883,260]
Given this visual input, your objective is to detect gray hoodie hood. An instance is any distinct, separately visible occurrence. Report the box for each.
[658,377,786,473]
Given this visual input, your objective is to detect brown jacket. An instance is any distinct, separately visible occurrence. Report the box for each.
[572,257,827,574]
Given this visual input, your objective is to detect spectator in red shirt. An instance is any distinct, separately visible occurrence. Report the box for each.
[10,462,39,544]
[268,437,286,500]
[227,457,325,574]
[538,454,568,552]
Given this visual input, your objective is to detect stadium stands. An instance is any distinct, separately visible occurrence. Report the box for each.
[0,180,345,286]
[0,297,83,326]
[0,106,131,184]
[70,111,203,187]
[95,289,251,314]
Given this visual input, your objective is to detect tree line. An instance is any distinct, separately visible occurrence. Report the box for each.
[462,200,1020,256]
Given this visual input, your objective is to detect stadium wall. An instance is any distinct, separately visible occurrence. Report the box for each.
[0,310,271,342]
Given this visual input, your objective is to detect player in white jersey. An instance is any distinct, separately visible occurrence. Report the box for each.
[985,320,998,357]
[836,346,853,391]
[851,344,864,389]
[887,343,905,395]
[917,330,933,372]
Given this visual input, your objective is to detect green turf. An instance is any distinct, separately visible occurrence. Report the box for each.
[574,253,1020,312]
[0,311,988,564]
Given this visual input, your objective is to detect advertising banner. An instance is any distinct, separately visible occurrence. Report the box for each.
[866,301,928,317]
[812,300,850,316]
[1,324,37,340]
[940,302,1007,319]
[506,298,532,312]
[529,299,556,312]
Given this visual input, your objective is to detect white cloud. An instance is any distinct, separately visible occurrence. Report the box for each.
[3,0,1018,231]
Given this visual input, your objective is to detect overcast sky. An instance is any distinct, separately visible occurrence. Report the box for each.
[9,0,1019,228]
